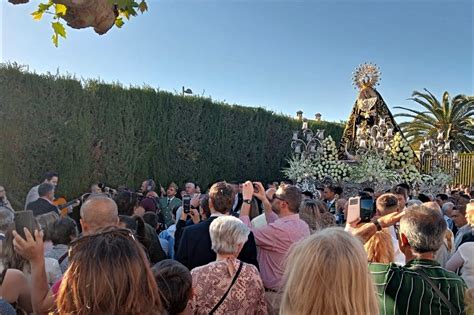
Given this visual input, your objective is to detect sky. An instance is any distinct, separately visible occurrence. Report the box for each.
[1,0,473,122]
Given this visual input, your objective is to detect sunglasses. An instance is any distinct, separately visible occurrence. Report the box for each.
[272,194,286,202]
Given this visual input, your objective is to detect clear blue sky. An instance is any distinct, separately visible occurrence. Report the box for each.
[1,0,473,122]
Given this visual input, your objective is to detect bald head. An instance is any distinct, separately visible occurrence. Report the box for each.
[423,201,442,215]
[80,195,119,234]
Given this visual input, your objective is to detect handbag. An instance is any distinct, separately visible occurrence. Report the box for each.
[209,261,244,314]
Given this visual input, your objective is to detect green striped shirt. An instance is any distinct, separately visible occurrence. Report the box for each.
[369,259,467,315]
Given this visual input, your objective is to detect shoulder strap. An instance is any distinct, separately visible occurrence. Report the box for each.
[58,251,68,265]
[209,261,244,315]
[411,267,459,315]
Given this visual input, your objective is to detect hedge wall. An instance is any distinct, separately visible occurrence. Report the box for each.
[0,63,344,210]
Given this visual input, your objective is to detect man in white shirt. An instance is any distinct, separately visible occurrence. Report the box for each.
[452,206,470,249]
[375,193,405,265]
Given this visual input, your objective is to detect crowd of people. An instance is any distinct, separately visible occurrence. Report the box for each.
[0,171,473,314]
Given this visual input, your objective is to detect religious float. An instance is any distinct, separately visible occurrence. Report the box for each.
[283,63,460,197]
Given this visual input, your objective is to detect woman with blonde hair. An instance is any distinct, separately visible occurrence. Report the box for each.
[364,230,394,264]
[299,200,322,232]
[280,228,379,315]
[57,227,163,314]
[299,200,335,232]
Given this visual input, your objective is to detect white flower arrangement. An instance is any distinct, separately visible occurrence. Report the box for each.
[282,136,350,184]
[388,132,422,186]
[314,136,351,182]
[282,155,317,182]
[419,168,453,195]
[350,153,400,186]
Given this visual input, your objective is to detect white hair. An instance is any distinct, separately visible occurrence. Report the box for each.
[210,216,250,255]
[441,202,455,214]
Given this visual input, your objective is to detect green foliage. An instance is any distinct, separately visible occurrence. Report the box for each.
[0,63,344,210]
[29,0,148,46]
[395,89,474,152]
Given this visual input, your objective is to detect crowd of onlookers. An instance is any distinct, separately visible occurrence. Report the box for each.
[0,171,473,314]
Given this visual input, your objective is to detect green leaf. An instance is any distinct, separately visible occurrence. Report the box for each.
[120,9,130,20]
[52,33,59,47]
[115,17,125,28]
[138,1,148,13]
[31,10,44,21]
[38,2,52,11]
[55,4,67,16]
[52,21,67,38]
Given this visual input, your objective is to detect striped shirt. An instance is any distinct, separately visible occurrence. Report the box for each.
[369,259,467,315]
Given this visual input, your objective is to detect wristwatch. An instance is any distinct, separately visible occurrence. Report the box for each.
[371,218,382,231]
[243,199,252,205]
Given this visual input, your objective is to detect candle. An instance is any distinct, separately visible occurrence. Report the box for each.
[359,140,366,149]
[437,131,444,141]
[386,128,393,137]
[292,131,298,140]
[302,122,308,130]
[295,144,301,153]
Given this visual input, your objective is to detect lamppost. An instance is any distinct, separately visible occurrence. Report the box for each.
[182,86,193,96]
[291,120,325,159]
[355,118,394,155]
[419,131,461,175]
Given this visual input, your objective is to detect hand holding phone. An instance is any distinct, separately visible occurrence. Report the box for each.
[346,197,360,225]
[14,210,36,241]
[182,195,191,214]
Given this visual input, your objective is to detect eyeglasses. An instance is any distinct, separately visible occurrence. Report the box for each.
[68,227,136,258]
[273,194,286,202]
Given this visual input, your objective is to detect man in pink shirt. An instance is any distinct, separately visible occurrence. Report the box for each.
[240,181,310,314]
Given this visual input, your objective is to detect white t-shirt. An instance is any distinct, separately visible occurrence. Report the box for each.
[458,242,474,288]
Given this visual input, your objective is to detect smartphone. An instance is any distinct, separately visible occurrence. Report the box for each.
[182,195,191,214]
[360,197,375,223]
[14,210,36,240]
[346,197,360,224]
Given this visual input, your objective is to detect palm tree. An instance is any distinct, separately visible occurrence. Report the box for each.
[394,89,474,152]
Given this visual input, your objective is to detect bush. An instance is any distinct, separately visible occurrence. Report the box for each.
[0,63,344,209]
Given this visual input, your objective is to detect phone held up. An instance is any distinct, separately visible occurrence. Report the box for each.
[182,195,191,214]
[15,210,36,240]
[347,195,375,224]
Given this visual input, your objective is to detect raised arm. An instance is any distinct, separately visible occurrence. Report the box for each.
[13,229,56,315]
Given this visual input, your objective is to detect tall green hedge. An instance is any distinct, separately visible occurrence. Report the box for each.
[0,63,344,210]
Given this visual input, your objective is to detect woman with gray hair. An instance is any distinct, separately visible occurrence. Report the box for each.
[190,216,267,314]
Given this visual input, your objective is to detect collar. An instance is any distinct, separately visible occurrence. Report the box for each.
[210,212,226,218]
[405,258,440,268]
[276,213,301,222]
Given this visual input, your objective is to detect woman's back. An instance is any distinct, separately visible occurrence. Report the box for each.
[190,258,267,315]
